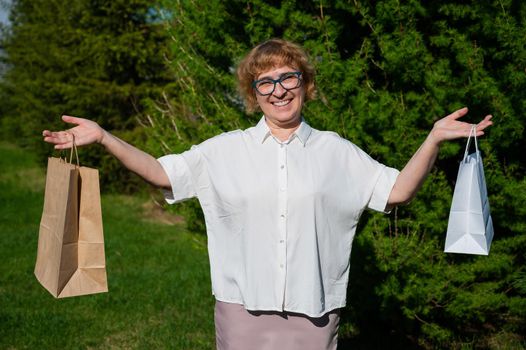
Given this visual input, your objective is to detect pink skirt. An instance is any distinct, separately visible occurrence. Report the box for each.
[214,301,340,350]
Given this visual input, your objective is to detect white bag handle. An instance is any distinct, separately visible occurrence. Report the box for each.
[462,125,479,162]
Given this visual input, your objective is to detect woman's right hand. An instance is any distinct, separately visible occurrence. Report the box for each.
[42,115,106,149]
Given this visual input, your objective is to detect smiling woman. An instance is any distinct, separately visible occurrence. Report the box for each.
[42,38,492,350]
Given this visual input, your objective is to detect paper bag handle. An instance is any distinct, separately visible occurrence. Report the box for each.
[67,132,80,166]
[462,125,479,162]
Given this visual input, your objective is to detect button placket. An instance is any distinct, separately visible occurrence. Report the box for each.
[277,141,288,305]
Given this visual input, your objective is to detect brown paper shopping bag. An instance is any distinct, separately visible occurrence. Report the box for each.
[35,143,107,298]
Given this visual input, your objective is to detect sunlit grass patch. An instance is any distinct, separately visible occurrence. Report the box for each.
[0,143,215,349]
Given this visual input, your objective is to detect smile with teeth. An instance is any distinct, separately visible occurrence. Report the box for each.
[272,99,292,107]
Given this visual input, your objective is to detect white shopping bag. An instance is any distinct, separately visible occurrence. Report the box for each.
[445,126,494,255]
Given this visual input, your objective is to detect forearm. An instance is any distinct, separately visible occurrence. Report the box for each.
[388,134,440,206]
[100,130,170,189]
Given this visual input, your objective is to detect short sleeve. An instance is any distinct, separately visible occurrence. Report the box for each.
[343,138,400,214]
[157,147,201,204]
[367,165,400,213]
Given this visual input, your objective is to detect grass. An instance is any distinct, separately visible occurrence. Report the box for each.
[0,143,215,349]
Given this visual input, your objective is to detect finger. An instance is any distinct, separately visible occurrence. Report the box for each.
[54,143,72,150]
[446,128,474,140]
[42,129,65,138]
[476,115,493,130]
[62,115,83,125]
[43,131,73,144]
[44,136,70,146]
[50,130,71,140]
[479,114,493,123]
[445,107,469,121]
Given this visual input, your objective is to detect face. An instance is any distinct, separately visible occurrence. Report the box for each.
[254,65,305,128]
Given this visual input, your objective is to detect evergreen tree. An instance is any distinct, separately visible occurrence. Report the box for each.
[146,0,526,347]
[0,0,169,191]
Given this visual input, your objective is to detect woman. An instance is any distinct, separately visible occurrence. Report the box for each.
[43,39,492,349]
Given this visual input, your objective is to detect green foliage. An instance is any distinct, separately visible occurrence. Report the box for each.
[0,0,169,192]
[137,0,252,159]
[145,0,526,347]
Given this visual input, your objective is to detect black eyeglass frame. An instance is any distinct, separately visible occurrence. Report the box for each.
[252,71,303,96]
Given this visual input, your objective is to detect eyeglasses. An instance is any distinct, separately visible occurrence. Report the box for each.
[252,71,303,96]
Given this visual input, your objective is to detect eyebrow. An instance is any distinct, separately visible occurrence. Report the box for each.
[257,71,297,81]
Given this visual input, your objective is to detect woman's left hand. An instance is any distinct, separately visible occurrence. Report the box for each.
[428,107,493,145]
[387,107,492,207]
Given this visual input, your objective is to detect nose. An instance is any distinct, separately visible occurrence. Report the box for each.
[272,82,287,98]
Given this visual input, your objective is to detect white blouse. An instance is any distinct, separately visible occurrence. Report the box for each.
[158,117,399,317]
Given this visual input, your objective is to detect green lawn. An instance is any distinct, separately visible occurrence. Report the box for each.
[0,143,215,349]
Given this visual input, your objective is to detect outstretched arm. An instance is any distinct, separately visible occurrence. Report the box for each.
[43,115,171,189]
[386,107,493,209]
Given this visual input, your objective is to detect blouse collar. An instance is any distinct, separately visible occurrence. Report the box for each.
[254,115,312,146]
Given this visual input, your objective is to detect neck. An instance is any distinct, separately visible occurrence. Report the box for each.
[265,117,301,142]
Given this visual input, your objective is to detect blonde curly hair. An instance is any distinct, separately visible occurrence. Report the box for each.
[237,39,316,114]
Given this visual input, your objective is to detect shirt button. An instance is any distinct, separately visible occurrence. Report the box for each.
[279,240,284,243]
[280,165,285,169]
[280,187,285,192]
[280,144,284,148]
[280,214,285,219]
[280,264,284,268]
